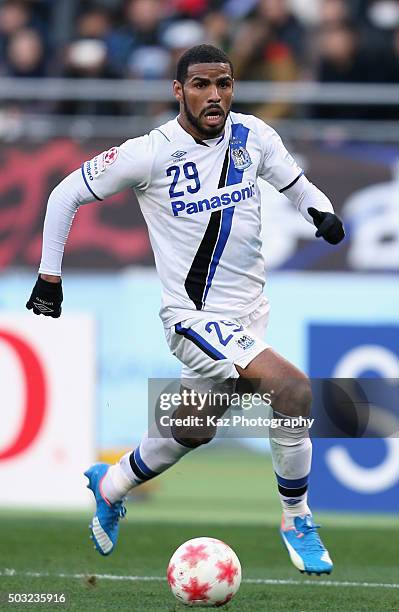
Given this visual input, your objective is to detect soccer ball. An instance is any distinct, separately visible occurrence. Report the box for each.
[167,537,241,607]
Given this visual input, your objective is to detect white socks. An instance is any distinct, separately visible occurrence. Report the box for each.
[101,430,193,504]
[100,462,134,504]
[270,432,312,522]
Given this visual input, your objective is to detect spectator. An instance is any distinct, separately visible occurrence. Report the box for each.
[64,39,109,78]
[75,5,114,40]
[163,19,205,71]
[5,28,46,77]
[312,19,398,118]
[0,1,30,32]
[229,0,300,119]
[54,5,116,78]
[254,0,305,60]
[107,0,170,77]
[202,10,230,49]
[0,0,31,68]
[1,26,50,114]
[319,0,351,25]
[58,39,121,115]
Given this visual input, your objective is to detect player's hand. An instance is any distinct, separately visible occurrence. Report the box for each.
[26,275,63,318]
[307,207,345,245]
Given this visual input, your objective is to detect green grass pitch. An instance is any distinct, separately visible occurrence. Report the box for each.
[1,447,398,611]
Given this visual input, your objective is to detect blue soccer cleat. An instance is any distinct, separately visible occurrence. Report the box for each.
[280,514,333,575]
[84,463,126,556]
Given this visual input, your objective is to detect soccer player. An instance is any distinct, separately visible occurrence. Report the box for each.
[27,45,344,574]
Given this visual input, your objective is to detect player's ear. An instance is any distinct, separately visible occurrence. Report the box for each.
[173,80,183,103]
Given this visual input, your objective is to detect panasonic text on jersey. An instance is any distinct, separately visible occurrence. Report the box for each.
[171,182,255,217]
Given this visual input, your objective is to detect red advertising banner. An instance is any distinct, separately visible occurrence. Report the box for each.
[0,139,152,270]
[0,138,395,271]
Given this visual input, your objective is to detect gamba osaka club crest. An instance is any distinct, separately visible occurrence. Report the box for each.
[236,334,255,350]
[231,141,252,170]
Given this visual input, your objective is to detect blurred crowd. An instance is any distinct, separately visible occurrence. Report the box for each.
[1,0,399,119]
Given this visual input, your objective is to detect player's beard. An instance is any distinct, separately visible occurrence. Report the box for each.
[182,91,230,139]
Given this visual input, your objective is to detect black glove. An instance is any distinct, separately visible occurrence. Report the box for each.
[307,207,345,245]
[26,276,63,318]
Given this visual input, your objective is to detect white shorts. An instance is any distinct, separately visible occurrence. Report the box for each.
[164,298,270,389]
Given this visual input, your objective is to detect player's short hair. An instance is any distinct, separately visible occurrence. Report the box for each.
[176,44,234,84]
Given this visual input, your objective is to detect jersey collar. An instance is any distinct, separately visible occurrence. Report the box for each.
[174,115,231,147]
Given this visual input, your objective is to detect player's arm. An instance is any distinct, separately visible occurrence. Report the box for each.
[257,124,345,245]
[282,174,345,245]
[26,136,153,317]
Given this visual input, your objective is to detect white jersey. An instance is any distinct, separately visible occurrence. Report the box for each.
[39,112,334,327]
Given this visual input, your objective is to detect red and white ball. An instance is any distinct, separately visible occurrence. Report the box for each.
[167,537,241,607]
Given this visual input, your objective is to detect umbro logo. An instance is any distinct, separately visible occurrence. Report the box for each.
[171,150,187,160]
[33,302,53,313]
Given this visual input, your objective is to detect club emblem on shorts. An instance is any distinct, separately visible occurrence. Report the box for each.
[231,146,252,170]
[236,334,255,350]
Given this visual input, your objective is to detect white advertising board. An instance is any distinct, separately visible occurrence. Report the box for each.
[0,314,95,508]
